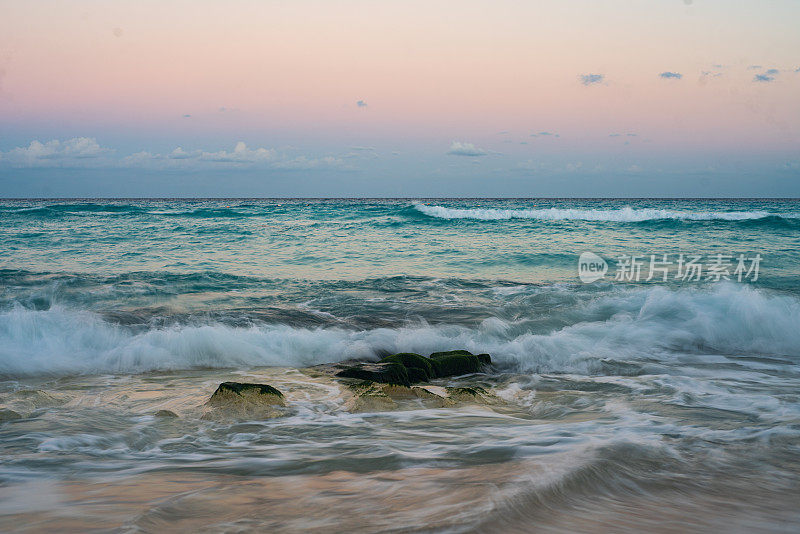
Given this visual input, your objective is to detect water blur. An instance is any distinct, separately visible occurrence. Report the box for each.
[1,198,799,532]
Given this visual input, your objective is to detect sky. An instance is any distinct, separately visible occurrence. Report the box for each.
[1,0,799,197]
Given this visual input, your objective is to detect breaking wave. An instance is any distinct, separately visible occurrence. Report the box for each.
[413,203,798,222]
[1,283,798,377]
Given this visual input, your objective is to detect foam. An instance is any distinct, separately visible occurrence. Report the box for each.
[413,203,796,222]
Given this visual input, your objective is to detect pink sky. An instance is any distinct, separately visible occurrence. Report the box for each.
[0,0,799,196]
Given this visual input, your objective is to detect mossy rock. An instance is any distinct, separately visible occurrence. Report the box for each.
[345,382,451,412]
[405,367,430,383]
[380,353,434,382]
[429,350,474,359]
[445,386,497,405]
[344,381,396,412]
[476,353,492,365]
[211,382,284,399]
[429,351,481,377]
[203,382,286,420]
[335,362,410,386]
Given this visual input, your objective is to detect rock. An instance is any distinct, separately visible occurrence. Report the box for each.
[445,386,498,405]
[210,382,285,401]
[380,353,434,382]
[429,351,482,377]
[154,409,179,418]
[316,350,493,387]
[344,382,452,412]
[0,408,22,422]
[335,362,410,386]
[344,381,397,412]
[203,382,286,420]
[429,350,475,358]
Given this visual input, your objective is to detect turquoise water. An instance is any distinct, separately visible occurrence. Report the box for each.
[1,198,799,531]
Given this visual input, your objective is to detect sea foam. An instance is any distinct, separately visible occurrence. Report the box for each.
[413,203,797,222]
[1,283,798,377]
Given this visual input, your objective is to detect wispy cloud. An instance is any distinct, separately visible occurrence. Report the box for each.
[134,142,346,170]
[356,100,367,108]
[1,139,349,171]
[659,71,683,79]
[1,137,112,166]
[579,74,604,86]
[531,131,560,138]
[447,141,487,157]
[198,142,276,163]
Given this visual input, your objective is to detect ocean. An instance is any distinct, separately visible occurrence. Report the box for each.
[1,198,799,532]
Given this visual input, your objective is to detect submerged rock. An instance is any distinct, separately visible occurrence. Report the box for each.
[203,382,286,420]
[344,381,452,412]
[153,409,179,418]
[0,408,22,422]
[445,386,498,405]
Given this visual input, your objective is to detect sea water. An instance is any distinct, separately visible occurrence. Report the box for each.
[0,198,799,532]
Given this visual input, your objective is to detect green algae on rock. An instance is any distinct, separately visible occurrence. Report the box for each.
[344,381,452,412]
[429,351,482,377]
[203,381,286,420]
[335,361,411,386]
[380,353,435,381]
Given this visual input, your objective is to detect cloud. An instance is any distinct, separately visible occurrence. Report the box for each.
[3,138,353,172]
[199,141,276,163]
[659,71,683,79]
[531,131,559,138]
[752,68,780,82]
[168,147,198,159]
[120,142,348,171]
[447,141,487,157]
[579,74,604,85]
[747,65,763,70]
[356,100,367,108]
[2,137,112,166]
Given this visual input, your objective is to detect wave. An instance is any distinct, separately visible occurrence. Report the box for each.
[1,283,798,377]
[413,203,800,222]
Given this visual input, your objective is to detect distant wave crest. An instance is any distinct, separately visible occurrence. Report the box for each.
[413,203,798,222]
